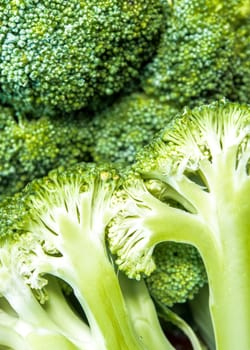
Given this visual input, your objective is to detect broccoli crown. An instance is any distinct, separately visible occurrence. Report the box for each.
[0,0,164,116]
[90,92,179,164]
[145,242,207,307]
[0,105,92,199]
[140,0,238,108]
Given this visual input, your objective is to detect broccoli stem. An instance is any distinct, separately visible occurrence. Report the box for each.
[118,274,175,350]
[145,147,250,349]
[26,332,80,350]
[1,274,61,332]
[57,213,145,350]
[44,276,94,349]
[0,326,29,350]
[197,148,250,350]
[205,244,250,350]
[144,201,250,349]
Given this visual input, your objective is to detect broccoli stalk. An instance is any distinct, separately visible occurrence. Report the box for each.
[0,243,91,349]
[108,101,250,350]
[118,273,174,349]
[0,302,80,350]
[0,307,30,350]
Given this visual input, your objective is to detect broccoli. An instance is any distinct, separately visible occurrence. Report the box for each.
[0,0,164,116]
[108,101,250,350]
[230,17,250,104]
[0,105,92,199]
[90,92,179,164]
[140,0,241,108]
[0,162,174,350]
[145,242,207,307]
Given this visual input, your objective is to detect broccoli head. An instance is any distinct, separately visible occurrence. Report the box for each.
[0,0,164,116]
[0,105,92,199]
[140,0,238,108]
[90,92,179,164]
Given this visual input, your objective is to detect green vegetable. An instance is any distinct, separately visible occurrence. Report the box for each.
[90,92,179,164]
[108,101,250,350]
[0,162,174,350]
[0,1,249,348]
[140,0,248,107]
[145,242,207,307]
[230,16,250,104]
[0,105,92,199]
[0,0,164,116]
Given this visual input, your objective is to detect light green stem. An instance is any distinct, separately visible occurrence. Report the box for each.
[44,276,93,349]
[27,332,79,350]
[201,222,250,350]
[119,274,175,350]
[201,149,250,350]
[0,326,29,350]
[143,146,250,350]
[58,214,145,350]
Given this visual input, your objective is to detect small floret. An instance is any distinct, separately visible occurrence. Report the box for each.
[0,0,164,115]
[145,242,207,307]
[108,101,250,350]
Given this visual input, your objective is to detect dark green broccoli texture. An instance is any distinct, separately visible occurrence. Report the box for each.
[0,0,164,115]
[140,0,249,107]
[146,242,207,307]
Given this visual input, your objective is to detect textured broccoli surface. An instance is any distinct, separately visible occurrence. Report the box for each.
[140,0,240,108]
[0,105,92,199]
[0,0,164,116]
[146,242,207,307]
[230,17,250,104]
[90,92,179,164]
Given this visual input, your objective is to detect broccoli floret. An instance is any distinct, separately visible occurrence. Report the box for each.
[108,101,250,350]
[0,162,174,350]
[0,0,164,116]
[140,0,238,108]
[90,92,179,164]
[145,242,207,307]
[0,105,92,199]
